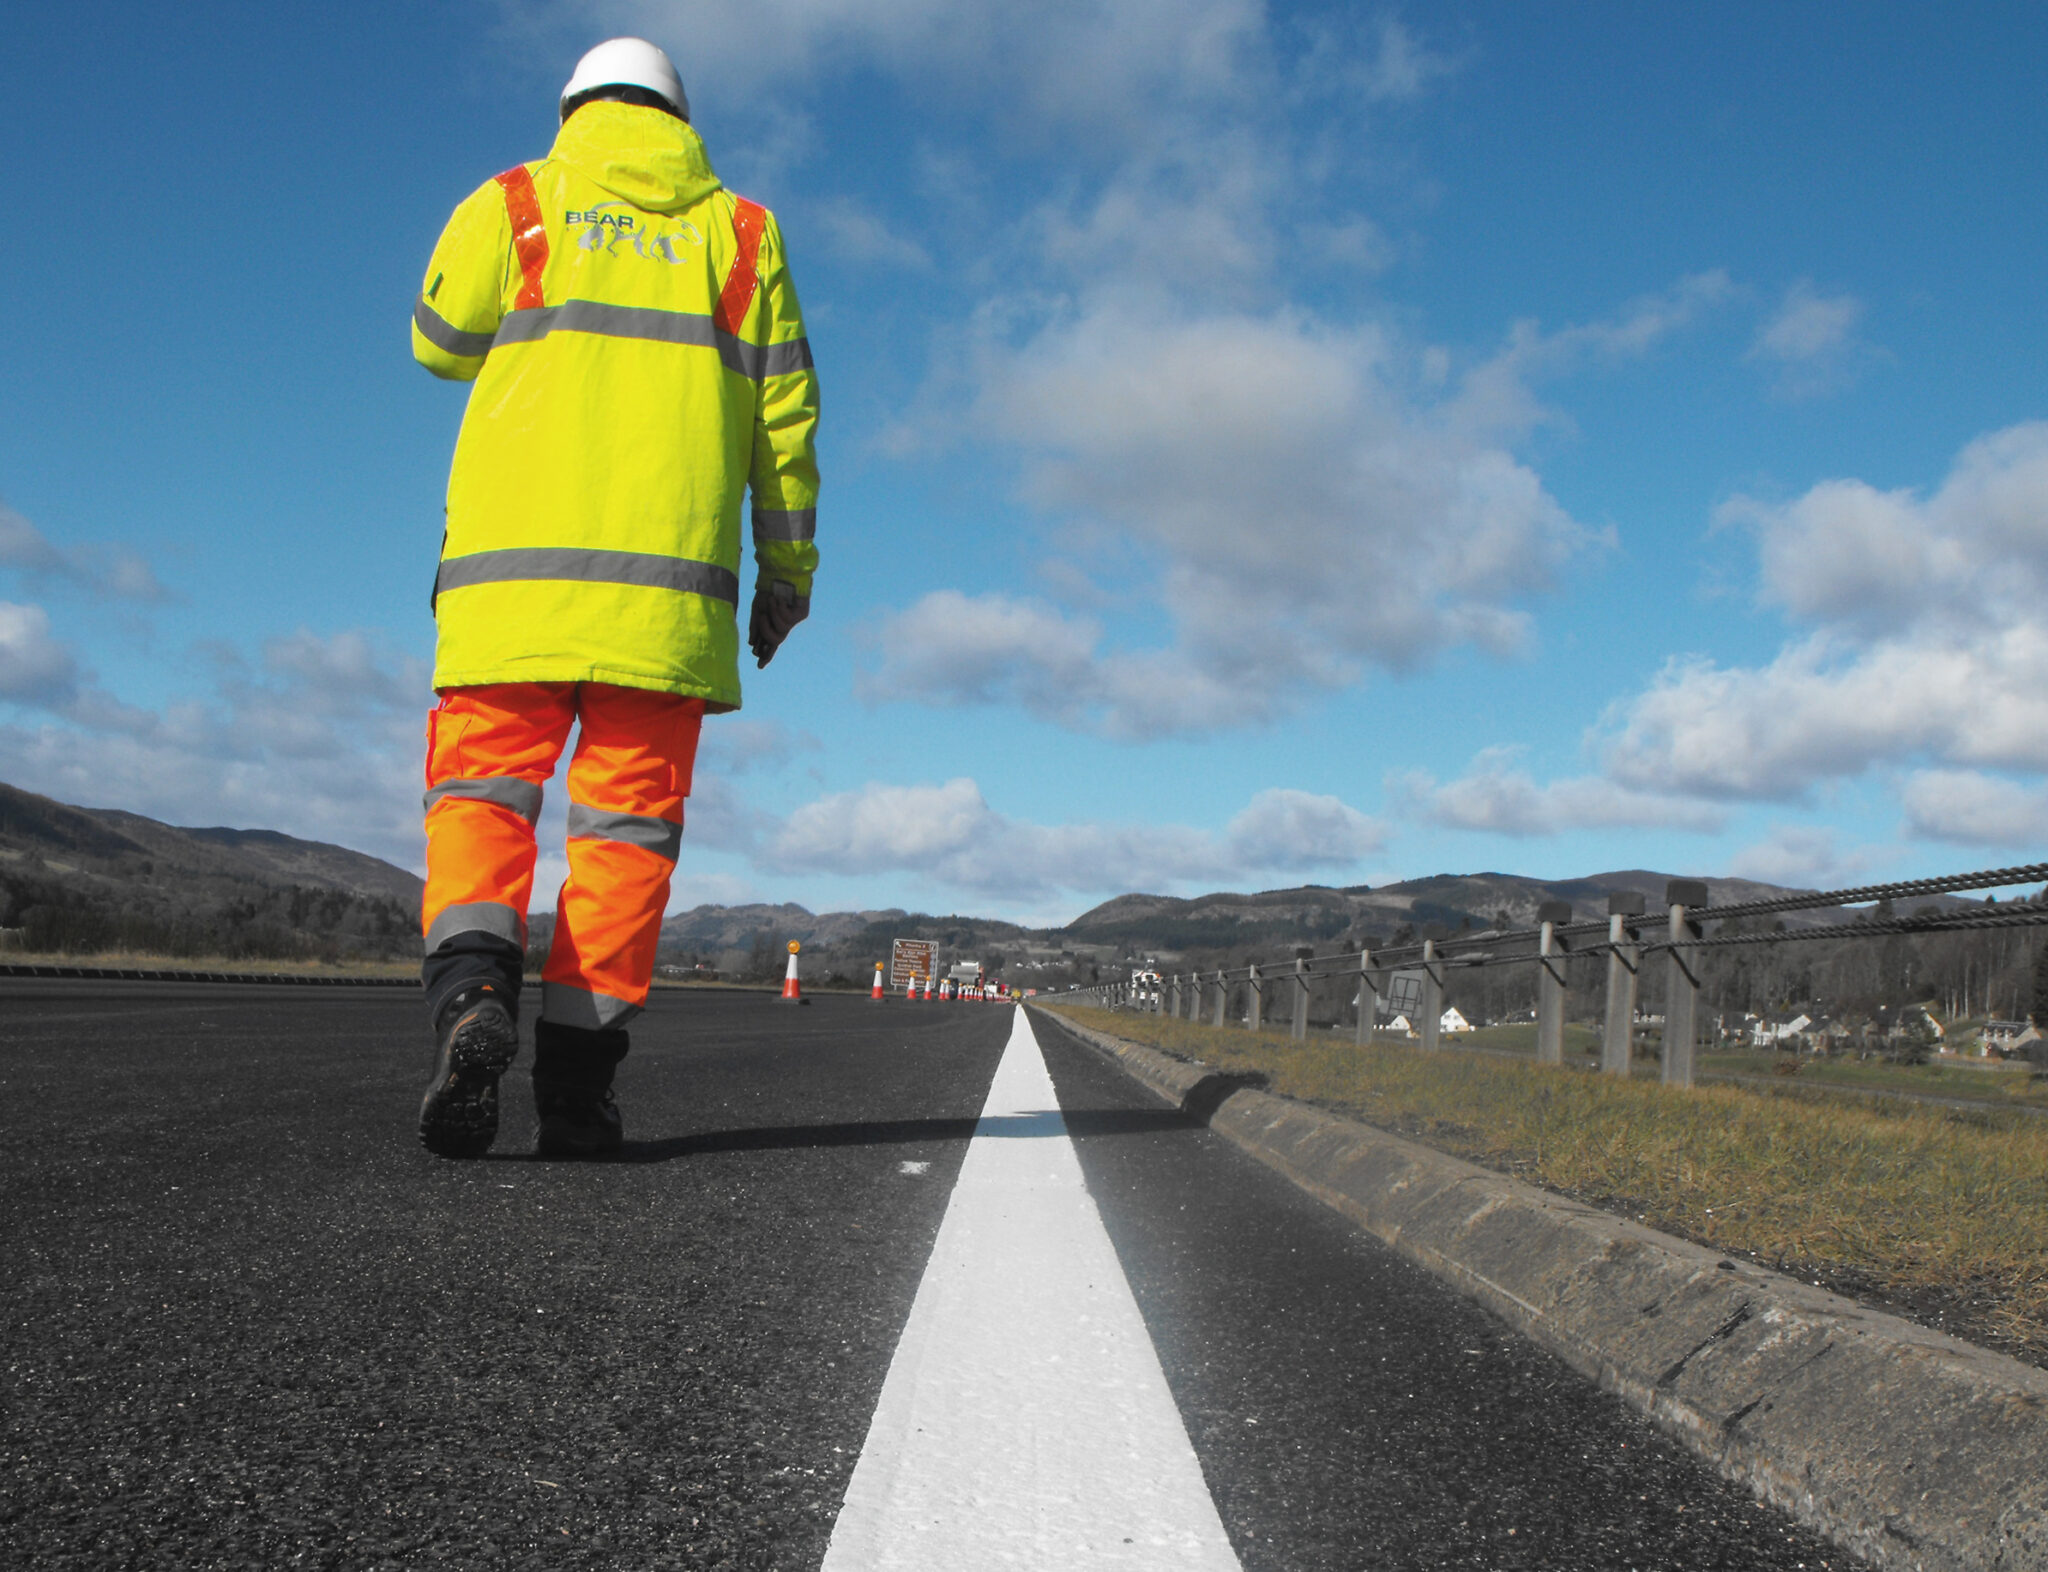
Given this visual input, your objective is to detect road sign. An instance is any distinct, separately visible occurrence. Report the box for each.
[1381,970,1425,1023]
[890,938,935,989]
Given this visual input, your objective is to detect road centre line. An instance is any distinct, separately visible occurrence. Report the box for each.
[822,1008,1242,1570]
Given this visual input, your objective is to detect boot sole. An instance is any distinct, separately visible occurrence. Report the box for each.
[419,1006,520,1159]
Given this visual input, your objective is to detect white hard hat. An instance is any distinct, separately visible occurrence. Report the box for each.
[560,37,689,121]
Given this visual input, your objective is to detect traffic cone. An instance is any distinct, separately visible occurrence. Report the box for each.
[780,940,802,1002]
[871,963,885,1001]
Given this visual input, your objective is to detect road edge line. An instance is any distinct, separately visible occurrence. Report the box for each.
[1030,1005,2048,1572]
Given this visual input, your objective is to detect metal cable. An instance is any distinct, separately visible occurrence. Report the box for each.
[1642,904,2048,952]
[1116,871,2048,998]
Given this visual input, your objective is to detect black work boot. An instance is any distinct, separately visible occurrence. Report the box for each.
[418,984,520,1159]
[533,1020,630,1158]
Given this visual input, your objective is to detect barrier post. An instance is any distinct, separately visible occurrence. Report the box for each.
[1536,900,1570,1065]
[1247,963,1263,1032]
[1355,948,1376,1047]
[1419,940,1443,1052]
[1211,970,1227,1028]
[1167,973,1180,1017]
[1661,880,1707,1088]
[1291,949,1310,1041]
[1602,891,1644,1074]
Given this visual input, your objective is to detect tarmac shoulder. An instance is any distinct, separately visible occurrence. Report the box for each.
[1032,1005,2048,1572]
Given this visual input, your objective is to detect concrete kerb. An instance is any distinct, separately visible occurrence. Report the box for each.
[1030,1005,2048,1572]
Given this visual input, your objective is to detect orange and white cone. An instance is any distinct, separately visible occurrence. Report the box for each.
[781,940,802,1002]
[871,963,885,1001]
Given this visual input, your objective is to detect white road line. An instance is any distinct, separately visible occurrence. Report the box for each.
[822,1007,1242,1571]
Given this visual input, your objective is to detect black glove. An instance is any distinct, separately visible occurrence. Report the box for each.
[748,579,806,668]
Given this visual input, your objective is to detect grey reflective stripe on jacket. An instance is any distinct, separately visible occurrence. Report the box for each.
[489,298,812,381]
[567,804,683,862]
[751,507,817,543]
[423,776,544,822]
[414,296,496,358]
[426,901,527,953]
[434,548,740,605]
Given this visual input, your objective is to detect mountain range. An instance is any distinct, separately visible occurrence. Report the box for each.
[0,781,421,961]
[4,777,1947,975]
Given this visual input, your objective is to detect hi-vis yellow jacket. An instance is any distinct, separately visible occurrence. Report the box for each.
[412,102,819,710]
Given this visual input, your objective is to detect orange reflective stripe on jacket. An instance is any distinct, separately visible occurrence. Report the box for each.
[714,196,765,335]
[493,165,550,310]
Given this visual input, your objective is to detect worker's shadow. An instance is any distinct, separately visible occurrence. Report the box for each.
[605,1070,1267,1163]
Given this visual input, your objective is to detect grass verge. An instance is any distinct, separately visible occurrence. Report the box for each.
[1042,1002,2048,1368]
[0,949,418,978]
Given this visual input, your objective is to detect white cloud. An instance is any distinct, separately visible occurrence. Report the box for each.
[0,617,431,869]
[1392,747,1726,836]
[764,777,1381,900]
[0,503,168,602]
[1900,769,2048,847]
[812,198,931,270]
[697,716,819,775]
[513,0,1273,144]
[1223,788,1384,868]
[517,4,1645,743]
[868,298,1615,736]
[1727,825,1866,889]
[1748,280,1871,398]
[1352,15,1456,103]
[1603,423,2048,799]
[0,602,80,706]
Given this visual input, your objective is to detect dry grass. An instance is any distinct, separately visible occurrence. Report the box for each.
[1043,1002,2048,1364]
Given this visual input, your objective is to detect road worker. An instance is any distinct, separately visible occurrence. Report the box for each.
[409,37,819,1158]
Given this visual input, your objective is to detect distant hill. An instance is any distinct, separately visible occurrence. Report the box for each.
[10,774,1977,980]
[0,781,422,961]
[657,867,1929,988]
[1059,868,1933,954]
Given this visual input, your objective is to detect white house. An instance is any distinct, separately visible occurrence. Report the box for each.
[1440,1007,1473,1034]
[1752,1013,1812,1047]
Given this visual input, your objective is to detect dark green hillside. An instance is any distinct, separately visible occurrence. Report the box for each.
[0,781,422,962]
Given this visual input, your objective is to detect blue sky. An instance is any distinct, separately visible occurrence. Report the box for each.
[4,1,2047,925]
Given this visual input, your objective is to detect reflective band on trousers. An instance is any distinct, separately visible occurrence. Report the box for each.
[434,547,740,605]
[751,507,817,543]
[541,979,641,1030]
[426,900,527,953]
[489,298,813,381]
[423,776,545,822]
[414,296,495,358]
[566,803,683,861]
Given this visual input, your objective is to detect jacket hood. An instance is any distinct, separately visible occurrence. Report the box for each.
[548,101,721,214]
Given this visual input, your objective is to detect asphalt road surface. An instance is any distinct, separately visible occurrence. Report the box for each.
[0,981,1853,1569]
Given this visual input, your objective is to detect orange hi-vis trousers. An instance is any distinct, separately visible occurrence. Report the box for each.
[422,683,704,1029]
